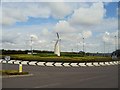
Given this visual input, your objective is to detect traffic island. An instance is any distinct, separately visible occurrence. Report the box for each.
[0,70,29,75]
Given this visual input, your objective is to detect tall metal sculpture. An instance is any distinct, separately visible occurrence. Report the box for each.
[54,33,61,56]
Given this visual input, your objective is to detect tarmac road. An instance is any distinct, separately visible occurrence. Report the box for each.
[1,64,119,88]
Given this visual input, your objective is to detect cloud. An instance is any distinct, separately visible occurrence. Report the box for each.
[2,31,21,44]
[102,31,110,42]
[48,2,73,19]
[30,34,39,41]
[69,2,106,25]
[29,34,46,46]
[2,3,51,25]
[42,28,51,35]
[1,2,118,52]
[99,18,118,31]
[2,2,74,26]
[102,31,118,44]
[82,30,92,38]
[2,24,56,50]
[54,20,76,33]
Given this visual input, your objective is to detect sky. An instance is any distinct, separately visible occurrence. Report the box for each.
[0,1,119,53]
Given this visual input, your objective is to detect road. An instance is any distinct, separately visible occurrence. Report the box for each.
[1,64,119,88]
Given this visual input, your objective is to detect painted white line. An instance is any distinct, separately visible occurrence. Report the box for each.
[78,75,107,83]
[37,62,45,66]
[93,62,100,66]
[14,60,21,64]
[114,61,118,64]
[113,61,118,65]
[2,74,33,78]
[86,63,94,66]
[54,63,63,67]
[29,61,37,65]
[115,61,118,64]
[112,61,116,65]
[2,60,7,63]
[105,62,111,65]
[109,62,114,65]
[0,59,3,63]
[118,61,120,64]
[63,63,70,67]
[8,60,15,64]
[79,63,86,67]
[99,62,106,66]
[70,63,79,67]
[21,61,29,65]
[1,59,119,67]
[34,83,60,88]
[45,62,54,66]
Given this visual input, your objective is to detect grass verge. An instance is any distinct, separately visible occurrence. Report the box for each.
[0,70,29,75]
[1,54,113,62]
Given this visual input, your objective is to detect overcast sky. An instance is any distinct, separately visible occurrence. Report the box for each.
[1,1,119,53]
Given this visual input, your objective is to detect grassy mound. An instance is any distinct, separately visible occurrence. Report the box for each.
[1,54,113,62]
[0,70,29,75]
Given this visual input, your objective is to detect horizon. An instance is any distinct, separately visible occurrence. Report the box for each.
[1,49,119,53]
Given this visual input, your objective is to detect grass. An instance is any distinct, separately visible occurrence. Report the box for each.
[0,70,29,75]
[1,53,113,63]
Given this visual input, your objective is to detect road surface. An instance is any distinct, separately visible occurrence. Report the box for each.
[1,64,119,88]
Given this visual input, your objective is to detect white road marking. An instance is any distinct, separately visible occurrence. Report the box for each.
[78,75,107,83]
[8,60,15,64]
[2,74,33,78]
[79,63,86,67]
[45,62,54,66]
[112,61,116,65]
[63,63,70,67]
[0,59,3,63]
[21,61,29,65]
[34,83,60,88]
[70,63,79,67]
[99,62,106,66]
[14,60,21,64]
[118,61,120,64]
[105,62,111,65]
[1,59,119,67]
[92,62,100,66]
[37,62,45,66]
[114,61,118,65]
[108,62,114,65]
[29,61,37,65]
[86,63,94,66]
[54,63,63,67]
[2,60,7,63]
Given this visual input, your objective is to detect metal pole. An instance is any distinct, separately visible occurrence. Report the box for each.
[118,37,120,49]
[104,41,105,57]
[115,36,117,51]
[83,37,84,52]
[77,43,78,53]
[72,49,73,53]
[25,41,27,50]
[31,37,33,55]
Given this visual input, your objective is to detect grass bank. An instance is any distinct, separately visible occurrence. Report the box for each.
[1,54,113,63]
